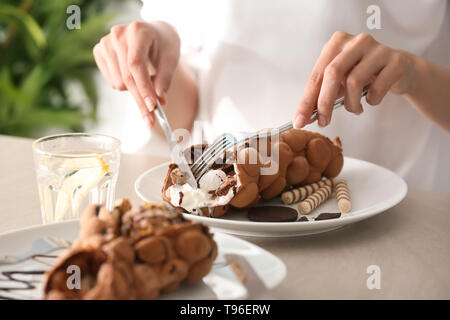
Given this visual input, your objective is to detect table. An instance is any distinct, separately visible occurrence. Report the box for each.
[1,134,449,299]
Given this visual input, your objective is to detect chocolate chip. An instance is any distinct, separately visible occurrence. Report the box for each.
[248,206,298,222]
[94,205,102,217]
[222,164,235,174]
[298,216,309,222]
[178,191,184,205]
[314,212,341,221]
[215,177,237,196]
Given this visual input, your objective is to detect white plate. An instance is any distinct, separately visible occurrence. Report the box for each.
[135,157,407,237]
[0,221,285,300]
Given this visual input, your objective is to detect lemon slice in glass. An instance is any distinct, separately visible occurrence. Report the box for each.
[54,157,109,222]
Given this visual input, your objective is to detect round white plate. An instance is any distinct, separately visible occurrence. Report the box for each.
[0,221,285,300]
[135,157,407,237]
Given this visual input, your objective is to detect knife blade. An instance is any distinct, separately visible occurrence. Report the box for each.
[153,99,197,189]
[225,254,274,300]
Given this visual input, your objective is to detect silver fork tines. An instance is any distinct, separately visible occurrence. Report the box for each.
[191,136,236,178]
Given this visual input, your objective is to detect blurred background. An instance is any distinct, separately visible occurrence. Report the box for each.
[0,0,153,153]
[1,1,449,191]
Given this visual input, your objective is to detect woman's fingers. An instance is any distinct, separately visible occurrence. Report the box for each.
[94,39,125,90]
[294,31,351,128]
[293,31,411,128]
[110,25,154,127]
[92,21,183,128]
[366,54,406,105]
[129,84,155,127]
[151,21,180,104]
[317,34,376,125]
[343,44,389,113]
[126,22,158,110]
[153,50,179,104]
[98,36,125,91]
[93,44,115,89]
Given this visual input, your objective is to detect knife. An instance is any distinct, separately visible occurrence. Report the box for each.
[153,98,197,189]
[225,253,275,300]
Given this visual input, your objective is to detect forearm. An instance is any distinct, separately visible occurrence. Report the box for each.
[403,53,450,134]
[154,59,199,136]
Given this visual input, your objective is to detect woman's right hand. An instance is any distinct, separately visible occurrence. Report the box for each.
[93,21,180,127]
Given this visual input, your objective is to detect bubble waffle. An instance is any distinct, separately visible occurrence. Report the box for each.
[43,198,217,300]
[162,129,343,217]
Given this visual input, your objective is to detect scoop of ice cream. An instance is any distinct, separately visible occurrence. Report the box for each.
[169,184,209,211]
[168,180,236,213]
[165,166,239,213]
[199,169,227,192]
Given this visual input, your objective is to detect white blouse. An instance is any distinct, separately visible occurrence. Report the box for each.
[139,0,450,190]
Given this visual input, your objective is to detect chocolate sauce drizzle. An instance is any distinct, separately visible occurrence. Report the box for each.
[0,254,58,300]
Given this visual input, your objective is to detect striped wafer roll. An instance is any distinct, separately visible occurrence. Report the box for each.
[335,179,351,213]
[298,185,332,214]
[281,178,334,205]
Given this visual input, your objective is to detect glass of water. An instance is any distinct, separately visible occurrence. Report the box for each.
[32,133,121,224]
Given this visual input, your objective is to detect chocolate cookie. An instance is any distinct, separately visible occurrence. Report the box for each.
[314,212,341,221]
[248,206,298,222]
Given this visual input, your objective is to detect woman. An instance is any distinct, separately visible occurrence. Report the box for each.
[93,0,450,190]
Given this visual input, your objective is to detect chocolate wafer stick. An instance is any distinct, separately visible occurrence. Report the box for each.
[335,179,351,213]
[298,185,332,214]
[281,178,334,205]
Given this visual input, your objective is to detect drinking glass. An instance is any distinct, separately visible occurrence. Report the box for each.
[32,133,121,224]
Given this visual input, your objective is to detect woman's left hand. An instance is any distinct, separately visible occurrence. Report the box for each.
[293,31,416,128]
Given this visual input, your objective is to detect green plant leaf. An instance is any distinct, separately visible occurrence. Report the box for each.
[20,108,85,128]
[0,4,47,49]
[0,0,124,137]
[20,64,50,104]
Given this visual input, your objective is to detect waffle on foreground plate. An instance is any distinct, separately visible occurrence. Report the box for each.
[43,199,217,299]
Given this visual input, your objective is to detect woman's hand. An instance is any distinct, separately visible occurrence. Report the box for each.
[293,31,416,128]
[93,21,180,127]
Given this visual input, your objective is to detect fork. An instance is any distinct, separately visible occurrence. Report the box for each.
[191,87,369,181]
[0,237,71,265]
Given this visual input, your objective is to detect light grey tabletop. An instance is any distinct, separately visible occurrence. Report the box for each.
[0,134,449,299]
